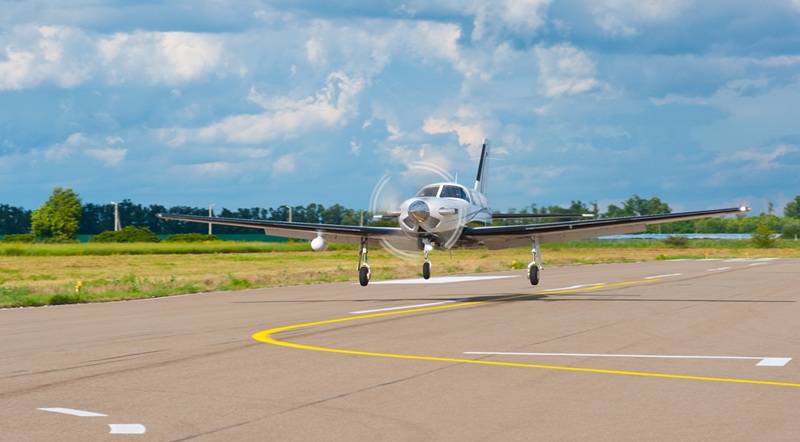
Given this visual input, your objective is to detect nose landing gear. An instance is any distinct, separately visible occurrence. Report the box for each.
[422,239,433,280]
[527,236,542,286]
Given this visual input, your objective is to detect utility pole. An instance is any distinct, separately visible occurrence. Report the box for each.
[208,204,215,235]
[111,202,121,231]
[284,205,292,223]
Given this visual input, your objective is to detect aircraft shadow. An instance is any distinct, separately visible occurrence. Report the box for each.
[232,293,793,305]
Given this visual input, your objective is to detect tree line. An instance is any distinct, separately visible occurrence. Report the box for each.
[0,196,370,236]
[494,195,800,236]
[2,190,800,239]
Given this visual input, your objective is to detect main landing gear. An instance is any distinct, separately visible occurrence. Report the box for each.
[358,237,371,286]
[527,236,542,286]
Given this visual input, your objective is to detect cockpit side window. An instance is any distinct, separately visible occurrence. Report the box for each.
[416,185,440,197]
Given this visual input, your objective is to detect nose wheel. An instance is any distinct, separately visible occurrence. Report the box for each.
[421,240,433,280]
[422,261,431,280]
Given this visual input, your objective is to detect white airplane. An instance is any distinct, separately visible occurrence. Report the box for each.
[158,139,749,286]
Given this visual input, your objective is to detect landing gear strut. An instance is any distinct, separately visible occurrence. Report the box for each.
[422,239,433,280]
[527,236,542,285]
[358,237,370,286]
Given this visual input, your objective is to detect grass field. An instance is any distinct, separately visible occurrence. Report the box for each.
[1,239,798,308]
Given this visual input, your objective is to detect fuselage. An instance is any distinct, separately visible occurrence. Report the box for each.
[397,182,491,248]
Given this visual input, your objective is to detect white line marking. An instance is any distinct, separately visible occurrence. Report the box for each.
[644,273,682,280]
[757,358,793,367]
[749,262,768,267]
[351,300,459,314]
[38,408,108,417]
[541,283,605,292]
[464,352,791,367]
[707,267,731,272]
[109,424,147,434]
[367,275,516,285]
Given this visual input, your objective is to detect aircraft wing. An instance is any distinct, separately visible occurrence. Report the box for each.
[156,214,418,249]
[460,207,749,249]
[492,213,595,219]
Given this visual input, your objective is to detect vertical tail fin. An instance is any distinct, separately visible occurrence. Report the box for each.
[473,138,490,194]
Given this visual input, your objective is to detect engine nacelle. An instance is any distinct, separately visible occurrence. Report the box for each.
[311,236,328,252]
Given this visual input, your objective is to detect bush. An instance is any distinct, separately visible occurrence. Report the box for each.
[751,225,777,248]
[164,233,220,243]
[663,236,689,247]
[1,233,35,243]
[781,223,800,240]
[90,226,162,243]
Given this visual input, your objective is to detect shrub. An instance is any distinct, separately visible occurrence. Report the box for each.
[90,226,162,243]
[1,233,35,243]
[781,223,800,240]
[663,236,689,248]
[164,233,220,243]
[750,225,777,248]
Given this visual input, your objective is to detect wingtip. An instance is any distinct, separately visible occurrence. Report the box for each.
[740,206,751,212]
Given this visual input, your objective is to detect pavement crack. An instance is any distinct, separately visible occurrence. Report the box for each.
[174,363,461,441]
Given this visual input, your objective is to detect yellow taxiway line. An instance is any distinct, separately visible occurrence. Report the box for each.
[252,279,800,388]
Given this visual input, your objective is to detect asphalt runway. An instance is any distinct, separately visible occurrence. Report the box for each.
[2,258,799,441]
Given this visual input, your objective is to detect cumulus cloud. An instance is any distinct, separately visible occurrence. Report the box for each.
[272,154,296,175]
[98,31,223,85]
[423,117,486,149]
[162,72,364,145]
[305,38,327,66]
[173,161,238,178]
[0,26,94,90]
[84,148,127,166]
[35,133,128,166]
[535,43,601,98]
[716,144,799,170]
[471,0,552,42]
[400,0,552,42]
[589,0,692,37]
[0,26,226,90]
[38,132,88,162]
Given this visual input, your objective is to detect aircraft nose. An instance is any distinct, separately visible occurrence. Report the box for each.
[408,200,430,223]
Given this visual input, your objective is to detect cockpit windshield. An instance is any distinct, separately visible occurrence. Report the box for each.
[415,184,470,201]
[416,185,440,197]
[441,185,469,201]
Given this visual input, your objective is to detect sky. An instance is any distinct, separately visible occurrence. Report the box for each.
[2,0,799,216]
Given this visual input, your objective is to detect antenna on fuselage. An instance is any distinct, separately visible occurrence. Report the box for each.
[473,138,490,194]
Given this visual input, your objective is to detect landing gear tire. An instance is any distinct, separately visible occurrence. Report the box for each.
[528,266,540,286]
[422,261,431,280]
[359,266,370,286]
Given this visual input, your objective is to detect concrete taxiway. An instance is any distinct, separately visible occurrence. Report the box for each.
[2,259,799,440]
